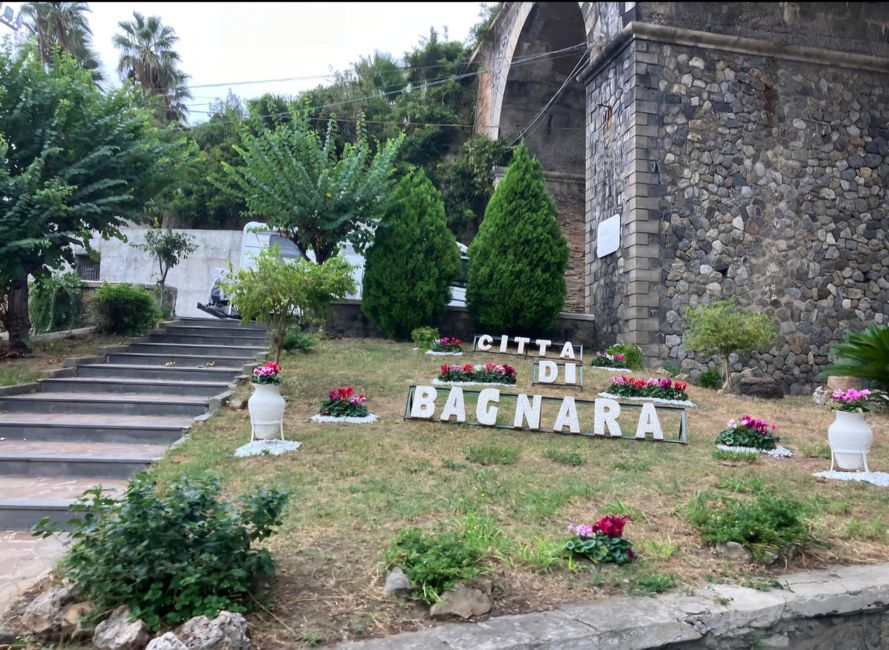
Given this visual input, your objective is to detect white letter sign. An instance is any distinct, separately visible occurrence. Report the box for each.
[410,386,437,419]
[635,402,664,440]
[594,398,622,437]
[476,388,500,426]
[477,334,493,351]
[559,342,576,360]
[513,394,542,430]
[553,396,580,433]
[538,359,558,384]
[440,387,466,423]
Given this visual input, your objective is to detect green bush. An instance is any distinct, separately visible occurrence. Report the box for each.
[34,474,289,630]
[411,326,440,351]
[699,368,721,389]
[467,143,569,335]
[29,272,83,333]
[821,324,889,393]
[91,283,160,335]
[384,527,486,604]
[362,170,460,339]
[606,344,643,370]
[282,328,317,353]
[685,491,809,561]
[684,301,776,392]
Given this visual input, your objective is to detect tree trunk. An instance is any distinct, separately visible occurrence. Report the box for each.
[5,277,32,354]
[722,354,733,393]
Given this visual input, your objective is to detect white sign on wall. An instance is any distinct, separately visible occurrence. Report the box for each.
[596,214,621,258]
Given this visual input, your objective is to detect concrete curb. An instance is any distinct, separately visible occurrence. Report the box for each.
[336,563,889,649]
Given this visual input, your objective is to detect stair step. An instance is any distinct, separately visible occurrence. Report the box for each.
[0,392,209,418]
[148,333,269,346]
[0,477,129,530]
[0,413,189,443]
[0,440,166,478]
[106,352,259,367]
[128,342,265,356]
[40,377,230,397]
[164,325,271,337]
[76,363,242,381]
[176,318,267,331]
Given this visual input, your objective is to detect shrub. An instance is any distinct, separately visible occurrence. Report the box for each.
[467,143,569,335]
[699,368,721,389]
[282,328,317,353]
[91,283,160,335]
[385,527,486,604]
[362,170,460,339]
[685,491,809,561]
[821,324,889,394]
[33,474,289,630]
[29,272,83,333]
[684,301,776,392]
[411,326,439,351]
[606,343,642,370]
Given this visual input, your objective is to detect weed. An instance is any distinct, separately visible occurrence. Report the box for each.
[544,448,585,466]
[712,449,759,463]
[466,444,519,466]
[699,368,721,389]
[603,499,645,521]
[611,458,652,472]
[640,537,679,559]
[844,517,888,542]
[442,460,468,471]
[716,475,767,494]
[799,443,832,460]
[629,572,677,595]
[516,539,565,572]
[714,595,731,606]
[300,631,326,647]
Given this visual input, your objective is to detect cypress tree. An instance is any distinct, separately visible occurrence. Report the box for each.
[362,169,460,339]
[467,143,569,334]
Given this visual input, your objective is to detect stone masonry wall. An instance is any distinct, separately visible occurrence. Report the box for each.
[645,42,889,393]
[585,40,641,349]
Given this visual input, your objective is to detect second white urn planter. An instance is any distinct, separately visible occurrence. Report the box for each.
[828,410,873,472]
[248,383,286,441]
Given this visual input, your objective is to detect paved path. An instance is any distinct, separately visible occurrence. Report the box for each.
[0,532,65,611]
[337,563,889,649]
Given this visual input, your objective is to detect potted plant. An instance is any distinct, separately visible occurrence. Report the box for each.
[248,362,285,440]
[827,388,873,471]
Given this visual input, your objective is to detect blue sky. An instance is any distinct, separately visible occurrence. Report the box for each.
[3,2,488,123]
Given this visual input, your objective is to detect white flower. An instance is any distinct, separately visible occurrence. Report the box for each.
[727,418,737,429]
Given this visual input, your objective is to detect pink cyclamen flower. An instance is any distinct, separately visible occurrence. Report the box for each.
[575,524,594,538]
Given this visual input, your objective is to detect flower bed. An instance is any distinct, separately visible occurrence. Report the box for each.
[603,376,689,401]
[716,416,780,450]
[436,362,517,385]
[564,515,634,565]
[430,336,463,354]
[319,386,369,418]
[589,352,630,371]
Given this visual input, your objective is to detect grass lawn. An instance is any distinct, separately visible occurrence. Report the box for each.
[149,338,889,648]
[0,333,131,386]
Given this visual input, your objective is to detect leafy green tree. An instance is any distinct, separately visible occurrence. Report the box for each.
[113,11,192,122]
[362,170,460,338]
[220,246,356,362]
[821,324,889,395]
[217,109,404,264]
[133,227,197,312]
[466,143,569,334]
[0,44,171,353]
[21,1,102,80]
[684,301,777,392]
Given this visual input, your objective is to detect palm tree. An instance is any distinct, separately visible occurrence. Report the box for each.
[21,2,103,80]
[113,11,192,122]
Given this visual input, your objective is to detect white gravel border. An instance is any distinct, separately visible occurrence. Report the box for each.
[426,350,464,356]
[310,413,379,424]
[716,444,793,458]
[814,470,889,487]
[588,366,633,373]
[433,378,517,387]
[234,440,301,457]
[597,392,697,408]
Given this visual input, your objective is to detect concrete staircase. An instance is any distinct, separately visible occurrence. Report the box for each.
[0,317,268,530]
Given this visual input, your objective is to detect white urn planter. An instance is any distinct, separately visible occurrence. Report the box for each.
[248,383,286,441]
[828,410,873,472]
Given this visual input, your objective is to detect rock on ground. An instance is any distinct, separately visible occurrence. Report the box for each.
[738,376,784,399]
[146,632,189,650]
[715,541,753,562]
[430,586,492,620]
[93,606,149,650]
[383,568,413,597]
[178,611,250,650]
[21,586,74,637]
[61,601,95,640]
